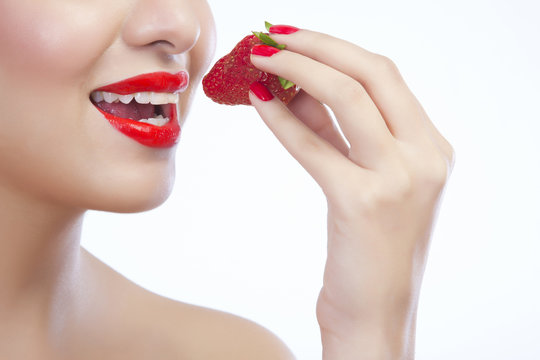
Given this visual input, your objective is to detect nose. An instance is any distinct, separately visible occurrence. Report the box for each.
[122,0,200,55]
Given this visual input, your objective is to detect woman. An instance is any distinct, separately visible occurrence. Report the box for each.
[0,0,453,359]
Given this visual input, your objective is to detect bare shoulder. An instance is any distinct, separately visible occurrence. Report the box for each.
[81,249,295,359]
[146,293,297,360]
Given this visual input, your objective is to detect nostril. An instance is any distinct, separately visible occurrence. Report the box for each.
[121,0,201,56]
[148,40,175,48]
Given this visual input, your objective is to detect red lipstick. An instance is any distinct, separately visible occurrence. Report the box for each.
[96,71,189,95]
[91,71,189,148]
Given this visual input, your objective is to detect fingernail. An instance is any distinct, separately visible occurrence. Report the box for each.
[268,25,300,35]
[249,82,274,102]
[251,44,281,57]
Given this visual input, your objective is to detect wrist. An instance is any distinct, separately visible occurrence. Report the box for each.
[317,292,418,360]
[319,315,417,360]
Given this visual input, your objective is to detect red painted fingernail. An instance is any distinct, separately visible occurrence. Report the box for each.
[250,82,274,102]
[251,44,281,57]
[269,25,300,35]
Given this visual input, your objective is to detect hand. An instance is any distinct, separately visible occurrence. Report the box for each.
[249,26,454,360]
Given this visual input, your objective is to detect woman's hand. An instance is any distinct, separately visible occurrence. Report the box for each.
[249,25,454,360]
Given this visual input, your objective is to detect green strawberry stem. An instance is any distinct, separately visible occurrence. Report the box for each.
[279,77,295,90]
[252,21,295,91]
[252,31,286,50]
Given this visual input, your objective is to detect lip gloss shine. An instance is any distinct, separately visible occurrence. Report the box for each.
[91,71,189,148]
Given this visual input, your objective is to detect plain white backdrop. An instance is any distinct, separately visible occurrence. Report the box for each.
[82,0,540,358]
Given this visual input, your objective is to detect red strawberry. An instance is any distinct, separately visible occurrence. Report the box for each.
[202,24,299,106]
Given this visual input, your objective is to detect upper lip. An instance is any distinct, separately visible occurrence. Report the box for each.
[93,71,189,95]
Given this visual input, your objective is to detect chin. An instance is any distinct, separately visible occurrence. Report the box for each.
[98,185,173,214]
[81,160,177,214]
[89,179,174,214]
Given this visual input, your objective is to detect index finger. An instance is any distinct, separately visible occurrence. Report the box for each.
[269,26,430,143]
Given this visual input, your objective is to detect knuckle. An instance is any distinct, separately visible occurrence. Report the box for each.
[416,153,450,188]
[332,173,412,219]
[388,169,414,199]
[373,54,402,81]
[435,132,456,170]
[327,149,453,219]
[373,168,414,206]
[446,144,456,172]
[332,76,366,106]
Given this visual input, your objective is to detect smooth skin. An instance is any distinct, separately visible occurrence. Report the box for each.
[0,0,453,359]
[250,30,454,359]
[0,0,292,359]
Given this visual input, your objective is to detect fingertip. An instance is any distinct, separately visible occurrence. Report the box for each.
[249,82,274,102]
[268,25,301,35]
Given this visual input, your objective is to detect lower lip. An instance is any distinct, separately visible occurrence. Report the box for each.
[95,104,180,148]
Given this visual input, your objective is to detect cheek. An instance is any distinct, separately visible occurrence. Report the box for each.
[0,1,137,209]
[0,1,120,165]
[194,1,217,73]
[0,1,119,81]
[194,1,217,79]
[179,1,216,124]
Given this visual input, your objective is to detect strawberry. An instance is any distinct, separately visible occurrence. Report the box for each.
[202,22,299,106]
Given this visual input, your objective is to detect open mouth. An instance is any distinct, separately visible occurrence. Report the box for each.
[90,71,188,148]
[90,91,178,127]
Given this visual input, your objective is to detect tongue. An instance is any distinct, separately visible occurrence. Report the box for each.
[95,101,155,120]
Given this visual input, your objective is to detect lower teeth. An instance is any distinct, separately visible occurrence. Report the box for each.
[138,114,169,126]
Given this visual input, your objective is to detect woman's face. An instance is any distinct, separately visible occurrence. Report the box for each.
[0,0,215,213]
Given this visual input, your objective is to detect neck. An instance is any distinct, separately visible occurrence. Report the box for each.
[0,185,85,330]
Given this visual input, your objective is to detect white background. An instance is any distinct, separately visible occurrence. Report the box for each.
[82,0,540,358]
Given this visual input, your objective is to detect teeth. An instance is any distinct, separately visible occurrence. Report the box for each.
[119,94,134,104]
[91,91,104,102]
[150,92,169,105]
[168,93,179,104]
[135,92,151,104]
[138,114,169,127]
[103,92,116,103]
[92,91,179,105]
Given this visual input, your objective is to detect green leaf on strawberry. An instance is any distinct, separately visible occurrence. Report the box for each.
[279,77,295,90]
[252,22,295,90]
[252,31,286,50]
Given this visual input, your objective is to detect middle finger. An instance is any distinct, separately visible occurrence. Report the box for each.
[251,48,395,170]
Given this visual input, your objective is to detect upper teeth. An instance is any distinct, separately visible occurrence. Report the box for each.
[91,91,179,105]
